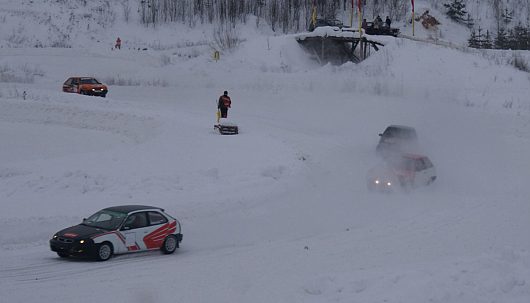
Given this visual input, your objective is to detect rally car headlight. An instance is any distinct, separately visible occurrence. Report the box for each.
[53,235,58,239]
[79,240,85,244]
[374,180,380,184]
[386,182,392,186]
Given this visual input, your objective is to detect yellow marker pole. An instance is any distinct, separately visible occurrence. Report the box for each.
[311,3,317,29]
[216,110,220,124]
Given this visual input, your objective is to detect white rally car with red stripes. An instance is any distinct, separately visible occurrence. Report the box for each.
[50,205,183,261]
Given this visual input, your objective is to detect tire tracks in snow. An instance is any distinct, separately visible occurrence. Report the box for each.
[0,99,160,144]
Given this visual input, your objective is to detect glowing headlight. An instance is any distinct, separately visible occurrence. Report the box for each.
[374,180,380,184]
[386,182,392,186]
[79,240,85,244]
[53,235,58,239]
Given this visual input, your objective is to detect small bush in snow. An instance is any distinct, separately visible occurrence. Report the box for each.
[0,64,43,83]
[159,54,171,66]
[103,76,168,87]
[212,25,244,51]
[103,76,139,86]
[511,53,529,73]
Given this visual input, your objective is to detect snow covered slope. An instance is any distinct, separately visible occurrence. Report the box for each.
[1,1,530,303]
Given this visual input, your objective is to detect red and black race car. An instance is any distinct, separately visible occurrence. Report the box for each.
[50,205,182,261]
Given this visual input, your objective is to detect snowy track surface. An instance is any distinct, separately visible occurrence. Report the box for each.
[1,33,530,303]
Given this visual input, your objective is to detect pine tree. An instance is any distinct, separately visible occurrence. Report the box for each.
[468,30,480,48]
[465,13,475,28]
[494,27,509,49]
[501,8,513,25]
[482,30,493,49]
[513,25,530,50]
[443,0,469,24]
[475,27,485,49]
[506,28,518,50]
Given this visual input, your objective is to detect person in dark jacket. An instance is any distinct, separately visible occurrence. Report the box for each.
[385,16,391,28]
[217,91,232,118]
[374,16,383,29]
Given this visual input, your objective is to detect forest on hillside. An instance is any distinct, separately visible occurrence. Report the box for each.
[135,0,528,34]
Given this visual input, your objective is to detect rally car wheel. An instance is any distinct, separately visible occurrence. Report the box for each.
[57,252,69,258]
[161,235,178,254]
[96,242,113,261]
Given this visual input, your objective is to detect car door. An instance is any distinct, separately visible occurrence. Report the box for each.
[422,157,436,183]
[414,158,430,185]
[120,212,149,252]
[62,78,73,92]
[71,78,80,93]
[141,211,171,250]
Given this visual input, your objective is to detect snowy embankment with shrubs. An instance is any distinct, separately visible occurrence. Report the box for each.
[1,0,530,302]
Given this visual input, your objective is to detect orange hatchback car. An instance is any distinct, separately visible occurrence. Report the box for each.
[62,77,108,97]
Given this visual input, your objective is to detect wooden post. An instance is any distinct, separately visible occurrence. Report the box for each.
[321,38,325,63]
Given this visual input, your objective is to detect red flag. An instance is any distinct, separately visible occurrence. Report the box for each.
[411,0,414,12]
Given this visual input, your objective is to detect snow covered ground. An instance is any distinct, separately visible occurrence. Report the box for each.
[1,1,530,303]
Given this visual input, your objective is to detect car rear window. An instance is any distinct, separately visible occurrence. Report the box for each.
[384,127,416,139]
[148,211,168,225]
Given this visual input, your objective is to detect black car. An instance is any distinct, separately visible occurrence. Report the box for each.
[50,205,183,261]
[376,125,418,156]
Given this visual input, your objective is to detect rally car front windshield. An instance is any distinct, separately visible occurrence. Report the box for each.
[83,210,127,230]
[80,78,100,84]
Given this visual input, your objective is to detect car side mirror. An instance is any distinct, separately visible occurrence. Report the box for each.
[82,218,87,221]
[378,133,383,136]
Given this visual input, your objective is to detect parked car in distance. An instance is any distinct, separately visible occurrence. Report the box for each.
[376,125,418,156]
[50,205,182,261]
[62,77,108,97]
[367,153,436,192]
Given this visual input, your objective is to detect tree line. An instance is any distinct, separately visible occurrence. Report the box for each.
[135,0,529,50]
[442,0,529,50]
[137,0,409,33]
[468,25,529,50]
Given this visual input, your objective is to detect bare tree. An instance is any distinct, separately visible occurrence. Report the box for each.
[122,0,131,23]
[213,23,243,50]
[385,0,409,21]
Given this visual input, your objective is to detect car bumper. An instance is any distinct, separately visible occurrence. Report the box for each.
[85,90,107,97]
[369,185,394,192]
[50,239,96,257]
